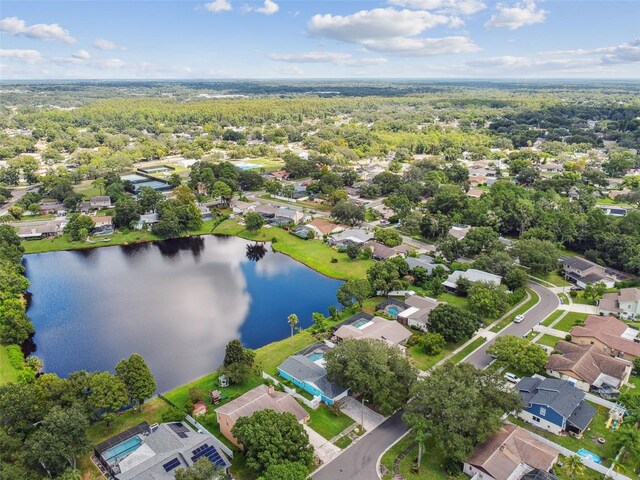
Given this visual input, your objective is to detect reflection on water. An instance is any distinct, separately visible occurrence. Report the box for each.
[245,243,267,262]
[24,235,342,392]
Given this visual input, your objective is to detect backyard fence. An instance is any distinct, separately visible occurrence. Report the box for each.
[262,371,321,409]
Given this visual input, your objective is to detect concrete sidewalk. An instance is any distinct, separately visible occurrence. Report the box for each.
[558,304,598,314]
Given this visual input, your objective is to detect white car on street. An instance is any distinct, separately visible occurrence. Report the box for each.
[514,314,525,323]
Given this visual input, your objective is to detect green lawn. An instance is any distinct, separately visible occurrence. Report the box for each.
[304,404,354,440]
[570,292,596,305]
[86,398,170,444]
[531,272,571,287]
[553,312,588,332]
[407,340,464,371]
[437,292,472,311]
[0,345,19,385]
[451,337,486,364]
[22,218,223,254]
[335,435,353,449]
[535,334,562,348]
[490,288,539,333]
[542,309,565,327]
[380,435,466,480]
[214,218,373,280]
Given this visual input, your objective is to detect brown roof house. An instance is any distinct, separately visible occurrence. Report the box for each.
[598,288,640,320]
[464,424,559,480]
[570,315,640,361]
[214,384,309,447]
[304,218,346,238]
[396,294,441,332]
[333,316,412,351]
[545,341,632,392]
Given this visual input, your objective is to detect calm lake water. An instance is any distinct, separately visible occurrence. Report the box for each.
[24,236,342,392]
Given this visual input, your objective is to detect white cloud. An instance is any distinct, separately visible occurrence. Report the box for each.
[485,1,546,30]
[308,8,478,56]
[204,0,232,12]
[467,39,640,73]
[388,0,486,15]
[0,49,43,64]
[72,49,91,60]
[0,16,75,43]
[269,51,387,66]
[93,38,122,50]
[308,8,454,43]
[254,0,279,15]
[362,36,480,56]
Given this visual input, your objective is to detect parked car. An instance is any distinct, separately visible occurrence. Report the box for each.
[514,314,525,323]
[504,373,521,384]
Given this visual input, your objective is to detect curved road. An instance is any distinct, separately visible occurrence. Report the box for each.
[312,412,406,480]
[465,281,560,368]
[313,281,559,480]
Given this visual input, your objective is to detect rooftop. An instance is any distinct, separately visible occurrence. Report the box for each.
[570,315,640,358]
[466,424,558,480]
[214,384,308,424]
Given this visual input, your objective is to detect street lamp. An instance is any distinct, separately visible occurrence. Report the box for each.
[361,397,369,429]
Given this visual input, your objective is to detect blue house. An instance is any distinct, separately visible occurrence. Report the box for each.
[516,377,596,437]
[277,355,349,406]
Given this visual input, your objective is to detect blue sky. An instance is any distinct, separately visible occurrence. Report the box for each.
[1,0,639,79]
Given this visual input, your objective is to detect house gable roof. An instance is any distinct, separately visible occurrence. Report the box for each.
[466,424,558,480]
[570,315,640,357]
[545,341,630,386]
[214,384,308,423]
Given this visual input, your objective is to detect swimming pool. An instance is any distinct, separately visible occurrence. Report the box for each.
[102,436,142,464]
[308,352,324,362]
[387,306,400,318]
[577,448,601,464]
[352,319,370,328]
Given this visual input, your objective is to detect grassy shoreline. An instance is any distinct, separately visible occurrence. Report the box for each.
[0,345,20,385]
[20,217,371,281]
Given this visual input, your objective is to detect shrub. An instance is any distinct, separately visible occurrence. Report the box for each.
[6,345,25,370]
[331,257,338,263]
[565,334,572,341]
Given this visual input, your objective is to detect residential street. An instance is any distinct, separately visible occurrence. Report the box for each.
[314,281,560,479]
[312,411,406,480]
[465,281,560,369]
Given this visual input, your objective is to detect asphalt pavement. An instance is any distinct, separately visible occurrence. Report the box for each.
[314,281,559,479]
[465,281,560,369]
[312,411,406,480]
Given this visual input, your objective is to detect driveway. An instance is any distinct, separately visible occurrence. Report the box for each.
[465,281,560,369]
[339,396,386,432]
[305,425,341,466]
[312,411,406,480]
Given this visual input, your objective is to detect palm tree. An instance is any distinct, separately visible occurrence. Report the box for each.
[613,425,640,462]
[414,420,426,470]
[287,314,298,344]
[563,455,585,480]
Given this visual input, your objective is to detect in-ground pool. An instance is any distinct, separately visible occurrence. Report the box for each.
[577,448,601,464]
[351,318,371,328]
[308,352,324,362]
[387,306,400,318]
[103,436,142,464]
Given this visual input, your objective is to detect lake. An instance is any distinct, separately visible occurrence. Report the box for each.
[24,236,343,392]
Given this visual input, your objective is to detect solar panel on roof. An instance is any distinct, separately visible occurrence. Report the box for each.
[177,432,188,438]
[163,458,181,472]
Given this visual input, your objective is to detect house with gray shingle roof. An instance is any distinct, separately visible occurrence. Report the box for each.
[442,268,502,291]
[278,355,348,406]
[515,377,596,437]
[405,255,449,275]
